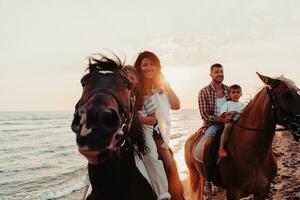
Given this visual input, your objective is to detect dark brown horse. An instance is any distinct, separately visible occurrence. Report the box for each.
[185,73,300,200]
[71,55,156,200]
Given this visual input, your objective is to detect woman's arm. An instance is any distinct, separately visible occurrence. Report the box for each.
[155,73,180,110]
[138,112,157,125]
[165,82,180,110]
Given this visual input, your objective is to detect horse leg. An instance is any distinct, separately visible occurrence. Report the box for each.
[186,162,197,200]
[194,160,205,200]
[185,156,204,200]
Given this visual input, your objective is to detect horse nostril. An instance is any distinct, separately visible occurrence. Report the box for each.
[71,111,81,134]
[98,109,120,129]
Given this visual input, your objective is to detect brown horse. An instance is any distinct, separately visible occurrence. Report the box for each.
[185,73,300,200]
[71,55,156,200]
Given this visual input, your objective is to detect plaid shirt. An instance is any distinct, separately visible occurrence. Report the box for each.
[198,82,229,128]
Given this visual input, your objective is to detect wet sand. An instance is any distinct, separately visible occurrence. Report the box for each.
[62,131,300,200]
[267,132,300,200]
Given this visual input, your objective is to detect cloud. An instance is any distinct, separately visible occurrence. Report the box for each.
[144,31,265,67]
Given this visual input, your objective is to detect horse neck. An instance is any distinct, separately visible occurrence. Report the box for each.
[239,88,276,149]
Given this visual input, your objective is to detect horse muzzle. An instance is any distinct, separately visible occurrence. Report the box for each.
[72,106,120,132]
[286,114,300,142]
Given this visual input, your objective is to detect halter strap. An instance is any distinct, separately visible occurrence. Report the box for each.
[234,87,299,135]
[76,87,134,148]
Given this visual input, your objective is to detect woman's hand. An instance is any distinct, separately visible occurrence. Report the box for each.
[78,146,99,165]
[154,72,180,110]
[154,75,168,94]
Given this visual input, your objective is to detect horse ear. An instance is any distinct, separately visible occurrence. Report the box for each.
[256,72,274,85]
[256,72,281,88]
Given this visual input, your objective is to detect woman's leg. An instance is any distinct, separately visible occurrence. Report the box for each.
[155,138,185,200]
[143,132,171,200]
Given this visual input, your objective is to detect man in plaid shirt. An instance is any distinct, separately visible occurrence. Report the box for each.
[197,63,229,193]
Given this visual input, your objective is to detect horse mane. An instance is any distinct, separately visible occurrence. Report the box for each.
[240,87,266,115]
[87,54,124,73]
[241,76,298,116]
[276,76,298,90]
[81,54,128,87]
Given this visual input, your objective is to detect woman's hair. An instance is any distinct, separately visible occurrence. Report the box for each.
[134,51,161,75]
[133,51,162,110]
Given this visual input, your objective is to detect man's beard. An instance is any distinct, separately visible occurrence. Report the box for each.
[214,77,223,84]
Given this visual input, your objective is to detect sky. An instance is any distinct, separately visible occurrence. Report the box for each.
[1,0,300,111]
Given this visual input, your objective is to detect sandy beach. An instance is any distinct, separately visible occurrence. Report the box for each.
[267,132,300,200]
[61,131,300,200]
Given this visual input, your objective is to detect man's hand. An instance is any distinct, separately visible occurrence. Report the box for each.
[78,146,99,165]
[228,111,238,115]
[214,116,226,124]
[225,113,234,123]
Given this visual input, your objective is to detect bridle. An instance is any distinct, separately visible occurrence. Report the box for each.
[268,87,300,137]
[74,70,135,149]
[235,86,300,138]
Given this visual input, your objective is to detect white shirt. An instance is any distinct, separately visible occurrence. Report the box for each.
[216,96,227,116]
[152,90,171,148]
[138,96,157,133]
[220,101,244,116]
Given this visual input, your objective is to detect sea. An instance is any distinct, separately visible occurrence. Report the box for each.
[0,109,202,200]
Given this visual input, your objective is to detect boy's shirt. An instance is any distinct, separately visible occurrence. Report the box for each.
[220,101,244,116]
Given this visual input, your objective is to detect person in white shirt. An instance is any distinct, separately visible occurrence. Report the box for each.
[218,84,244,158]
[133,51,183,200]
[125,64,171,200]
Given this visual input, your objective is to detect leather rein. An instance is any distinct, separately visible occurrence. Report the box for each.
[234,87,300,137]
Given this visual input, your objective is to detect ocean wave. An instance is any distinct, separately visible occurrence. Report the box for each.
[0,110,200,200]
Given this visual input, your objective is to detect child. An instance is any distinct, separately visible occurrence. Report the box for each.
[124,65,171,200]
[218,84,244,158]
[124,65,139,92]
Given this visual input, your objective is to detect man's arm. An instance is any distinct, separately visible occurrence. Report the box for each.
[213,116,226,123]
[198,89,216,123]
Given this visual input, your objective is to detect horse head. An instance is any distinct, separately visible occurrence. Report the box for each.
[257,72,300,141]
[71,55,135,162]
